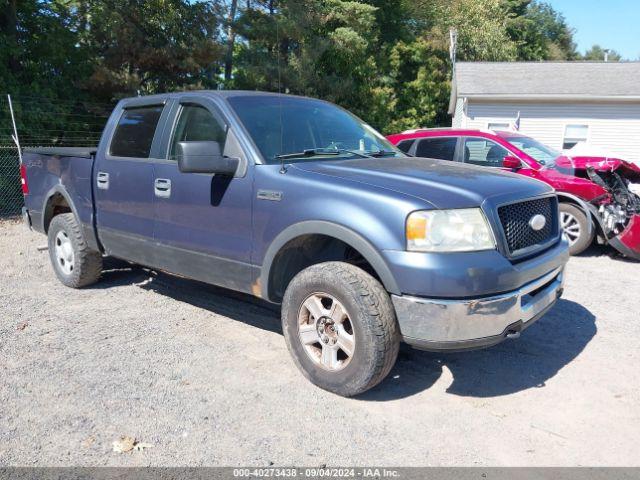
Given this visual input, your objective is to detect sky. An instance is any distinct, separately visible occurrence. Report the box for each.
[547,0,640,60]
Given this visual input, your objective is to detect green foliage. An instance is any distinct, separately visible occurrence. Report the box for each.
[582,45,623,62]
[506,0,577,60]
[83,0,225,99]
[0,0,592,140]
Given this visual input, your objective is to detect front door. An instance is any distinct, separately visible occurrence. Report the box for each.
[461,137,511,168]
[151,98,254,293]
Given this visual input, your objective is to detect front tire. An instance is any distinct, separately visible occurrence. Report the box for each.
[47,213,103,288]
[559,203,594,255]
[281,262,400,397]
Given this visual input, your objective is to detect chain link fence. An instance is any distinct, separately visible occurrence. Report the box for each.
[0,144,22,216]
[0,94,110,217]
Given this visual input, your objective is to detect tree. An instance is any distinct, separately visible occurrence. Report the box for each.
[506,1,577,60]
[224,0,239,82]
[582,44,623,62]
[82,0,225,99]
[232,0,380,119]
[0,0,590,139]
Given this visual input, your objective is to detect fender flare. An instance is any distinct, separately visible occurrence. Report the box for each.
[260,221,400,301]
[41,184,101,251]
[556,192,597,239]
[41,184,82,233]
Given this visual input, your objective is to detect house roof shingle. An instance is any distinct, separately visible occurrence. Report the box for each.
[451,61,640,106]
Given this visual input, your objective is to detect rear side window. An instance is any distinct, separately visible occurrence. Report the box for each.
[110,105,164,158]
[415,137,457,161]
[396,139,415,153]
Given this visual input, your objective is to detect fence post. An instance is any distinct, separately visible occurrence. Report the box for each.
[7,94,22,164]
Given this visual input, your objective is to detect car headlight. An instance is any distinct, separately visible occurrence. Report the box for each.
[406,208,496,252]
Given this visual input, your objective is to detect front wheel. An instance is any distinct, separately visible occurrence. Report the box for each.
[559,203,594,256]
[281,262,400,397]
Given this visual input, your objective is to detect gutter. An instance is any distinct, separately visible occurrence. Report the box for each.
[457,94,640,103]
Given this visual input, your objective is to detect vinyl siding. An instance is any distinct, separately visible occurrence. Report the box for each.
[453,101,640,163]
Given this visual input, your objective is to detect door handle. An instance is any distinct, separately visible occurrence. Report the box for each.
[96,172,109,190]
[154,178,171,198]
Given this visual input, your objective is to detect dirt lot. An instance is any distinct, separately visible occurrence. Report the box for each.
[1,218,639,466]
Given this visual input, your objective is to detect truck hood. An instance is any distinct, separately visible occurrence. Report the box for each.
[292,157,552,209]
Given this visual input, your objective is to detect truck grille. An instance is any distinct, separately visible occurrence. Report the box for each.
[498,197,558,256]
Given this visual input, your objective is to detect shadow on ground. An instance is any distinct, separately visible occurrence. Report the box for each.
[95,260,597,401]
[578,243,639,263]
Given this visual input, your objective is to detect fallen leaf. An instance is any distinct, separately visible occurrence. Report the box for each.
[112,436,136,453]
[112,436,153,453]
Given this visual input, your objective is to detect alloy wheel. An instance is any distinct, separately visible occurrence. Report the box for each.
[297,293,355,371]
[560,211,581,246]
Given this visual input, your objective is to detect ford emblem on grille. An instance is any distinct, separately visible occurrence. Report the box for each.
[529,214,547,231]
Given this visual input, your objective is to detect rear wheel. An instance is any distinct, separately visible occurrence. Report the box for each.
[47,213,103,288]
[559,203,594,255]
[281,262,400,397]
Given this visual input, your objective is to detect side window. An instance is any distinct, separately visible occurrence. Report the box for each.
[415,137,457,161]
[110,105,164,158]
[463,138,510,167]
[169,105,227,160]
[396,139,416,153]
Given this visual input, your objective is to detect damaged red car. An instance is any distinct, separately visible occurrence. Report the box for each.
[387,128,640,260]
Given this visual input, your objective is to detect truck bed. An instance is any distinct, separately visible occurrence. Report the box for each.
[22,147,98,250]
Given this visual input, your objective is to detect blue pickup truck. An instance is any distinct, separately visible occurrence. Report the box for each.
[21,91,569,396]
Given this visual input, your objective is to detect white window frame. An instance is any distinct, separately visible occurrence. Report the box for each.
[562,124,590,150]
[487,122,511,132]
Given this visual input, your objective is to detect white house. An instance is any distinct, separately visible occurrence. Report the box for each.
[449,62,640,163]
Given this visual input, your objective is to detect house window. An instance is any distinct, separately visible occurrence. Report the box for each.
[563,125,589,150]
[488,122,510,131]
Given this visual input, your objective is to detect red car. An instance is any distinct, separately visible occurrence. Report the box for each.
[387,128,640,259]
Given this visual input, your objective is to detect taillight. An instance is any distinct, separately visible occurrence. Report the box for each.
[20,164,28,195]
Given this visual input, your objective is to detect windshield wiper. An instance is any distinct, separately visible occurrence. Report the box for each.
[366,150,397,157]
[275,149,341,160]
[275,148,371,160]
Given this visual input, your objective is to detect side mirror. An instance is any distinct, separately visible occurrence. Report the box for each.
[177,141,239,176]
[502,155,521,169]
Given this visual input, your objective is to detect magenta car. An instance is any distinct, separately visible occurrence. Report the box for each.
[388,128,640,259]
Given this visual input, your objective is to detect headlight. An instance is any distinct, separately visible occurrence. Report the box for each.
[406,208,496,252]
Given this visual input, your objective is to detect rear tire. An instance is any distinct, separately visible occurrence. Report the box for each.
[559,203,594,256]
[47,213,103,288]
[281,262,400,397]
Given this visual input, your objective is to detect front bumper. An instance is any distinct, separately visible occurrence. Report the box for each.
[393,266,565,351]
[608,214,640,261]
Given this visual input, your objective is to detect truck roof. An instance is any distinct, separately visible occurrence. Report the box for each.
[118,90,310,104]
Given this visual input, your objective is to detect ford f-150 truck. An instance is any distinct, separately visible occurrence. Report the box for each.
[20,91,569,396]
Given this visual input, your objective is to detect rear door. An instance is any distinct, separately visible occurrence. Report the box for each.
[94,99,168,263]
[413,137,460,161]
[150,95,254,293]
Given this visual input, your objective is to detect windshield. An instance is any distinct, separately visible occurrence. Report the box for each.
[227,95,403,164]
[504,136,561,166]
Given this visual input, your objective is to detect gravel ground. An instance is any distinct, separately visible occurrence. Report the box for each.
[1,218,639,467]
